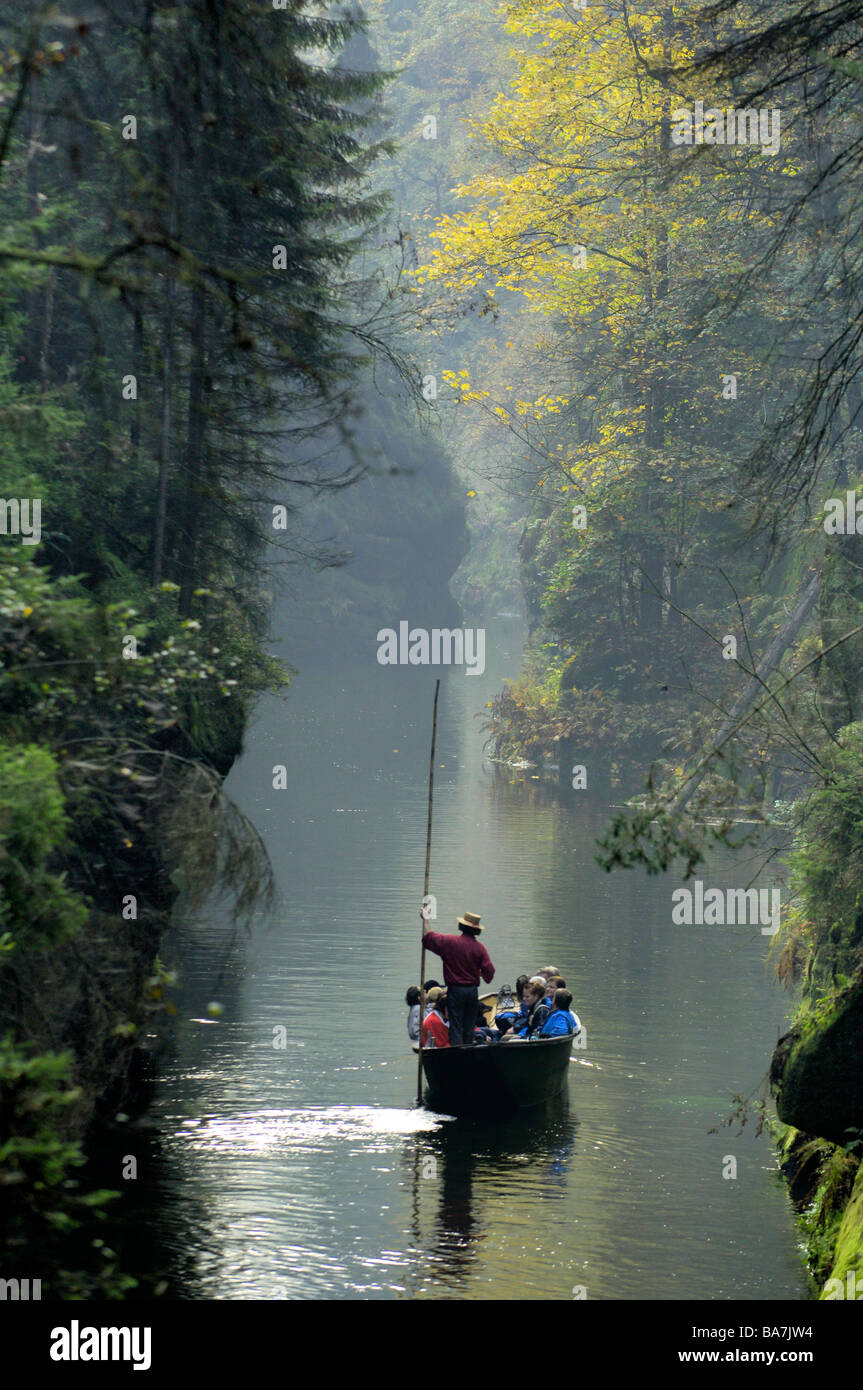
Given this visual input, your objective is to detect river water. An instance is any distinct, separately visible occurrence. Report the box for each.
[116,619,807,1301]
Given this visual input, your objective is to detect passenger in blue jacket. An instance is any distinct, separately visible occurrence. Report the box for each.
[538,988,578,1038]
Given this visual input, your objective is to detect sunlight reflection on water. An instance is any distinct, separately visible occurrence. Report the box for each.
[178,1105,450,1157]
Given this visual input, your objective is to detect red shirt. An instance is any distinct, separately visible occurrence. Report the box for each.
[422,1010,450,1048]
[424,930,495,987]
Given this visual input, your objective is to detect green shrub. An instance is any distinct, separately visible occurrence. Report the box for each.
[0,743,88,949]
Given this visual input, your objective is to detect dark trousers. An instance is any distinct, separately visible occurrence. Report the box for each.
[447,984,478,1045]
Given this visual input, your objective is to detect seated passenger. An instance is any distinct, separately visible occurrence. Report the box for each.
[405,985,422,1041]
[511,974,530,1025]
[505,978,550,1040]
[538,988,578,1038]
[524,978,552,1035]
[422,981,441,1017]
[531,970,553,1004]
[537,965,561,986]
[421,991,450,1049]
[543,974,565,1003]
[474,1002,497,1043]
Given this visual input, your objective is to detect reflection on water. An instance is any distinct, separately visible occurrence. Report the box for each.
[105,621,807,1301]
[114,1097,583,1300]
[182,1106,448,1157]
[401,1101,579,1298]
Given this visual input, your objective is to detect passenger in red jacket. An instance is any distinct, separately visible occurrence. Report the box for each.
[421,908,495,1045]
[421,991,450,1049]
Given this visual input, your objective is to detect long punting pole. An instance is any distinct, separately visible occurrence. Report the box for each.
[417,678,441,1105]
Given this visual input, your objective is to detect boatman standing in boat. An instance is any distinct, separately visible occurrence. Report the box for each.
[421,907,495,1045]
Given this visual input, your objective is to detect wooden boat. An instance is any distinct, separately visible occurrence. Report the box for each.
[420,991,578,1115]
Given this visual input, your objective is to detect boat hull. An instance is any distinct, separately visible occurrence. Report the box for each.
[421,1034,573,1115]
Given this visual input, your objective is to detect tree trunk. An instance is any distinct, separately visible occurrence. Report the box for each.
[131,304,144,457]
[151,146,180,588]
[179,279,207,616]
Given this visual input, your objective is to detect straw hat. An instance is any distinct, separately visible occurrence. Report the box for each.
[457,910,484,933]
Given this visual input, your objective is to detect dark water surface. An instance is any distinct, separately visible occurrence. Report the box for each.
[119,621,807,1300]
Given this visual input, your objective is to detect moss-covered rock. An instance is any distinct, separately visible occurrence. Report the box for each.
[820,1163,863,1298]
[773,971,863,1148]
